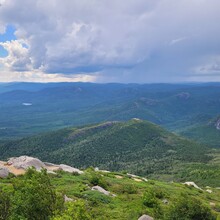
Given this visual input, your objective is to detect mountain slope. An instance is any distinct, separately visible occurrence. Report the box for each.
[179,116,220,148]
[0,119,216,184]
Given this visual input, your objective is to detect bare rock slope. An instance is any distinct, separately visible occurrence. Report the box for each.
[0,155,83,178]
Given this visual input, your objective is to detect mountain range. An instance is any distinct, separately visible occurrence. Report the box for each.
[0,82,220,148]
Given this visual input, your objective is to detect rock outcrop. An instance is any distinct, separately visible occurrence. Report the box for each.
[184,182,202,190]
[91,185,111,196]
[7,156,46,170]
[0,165,9,178]
[59,164,84,174]
[3,156,84,175]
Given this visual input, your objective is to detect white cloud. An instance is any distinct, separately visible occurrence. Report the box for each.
[0,69,97,82]
[0,0,220,82]
[0,40,31,71]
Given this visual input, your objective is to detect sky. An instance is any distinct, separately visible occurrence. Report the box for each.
[0,0,220,83]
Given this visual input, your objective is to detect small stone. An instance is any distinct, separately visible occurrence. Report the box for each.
[138,214,154,220]
[91,185,110,196]
[206,189,212,193]
[162,199,168,204]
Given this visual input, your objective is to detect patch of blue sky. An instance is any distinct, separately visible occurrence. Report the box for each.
[0,25,16,42]
[0,45,8,57]
[0,25,16,57]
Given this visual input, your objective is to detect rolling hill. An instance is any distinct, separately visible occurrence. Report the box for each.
[1,119,219,186]
[1,82,220,147]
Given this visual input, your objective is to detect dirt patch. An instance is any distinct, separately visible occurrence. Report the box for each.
[115,175,123,179]
[4,165,25,175]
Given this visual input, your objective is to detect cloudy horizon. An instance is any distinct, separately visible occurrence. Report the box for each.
[0,0,220,83]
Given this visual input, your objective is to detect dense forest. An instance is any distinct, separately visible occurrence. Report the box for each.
[1,119,220,186]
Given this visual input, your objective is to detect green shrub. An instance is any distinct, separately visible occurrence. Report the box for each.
[52,200,91,220]
[166,194,216,220]
[10,168,64,220]
[83,191,111,205]
[7,173,16,179]
[154,187,167,199]
[88,172,108,189]
[0,190,10,220]
[142,190,158,208]
[214,203,220,212]
[142,189,163,219]
[72,171,80,176]
[114,183,137,194]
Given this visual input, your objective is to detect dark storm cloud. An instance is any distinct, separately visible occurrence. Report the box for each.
[0,0,220,82]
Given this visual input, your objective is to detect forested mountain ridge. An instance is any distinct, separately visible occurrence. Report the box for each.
[1,119,219,186]
[180,116,220,148]
[1,82,220,143]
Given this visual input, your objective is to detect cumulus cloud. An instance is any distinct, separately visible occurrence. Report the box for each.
[0,0,220,82]
[0,40,31,71]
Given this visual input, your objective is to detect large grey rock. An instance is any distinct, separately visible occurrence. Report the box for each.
[184,182,202,190]
[138,214,154,220]
[0,166,9,178]
[44,162,58,167]
[59,164,84,174]
[91,185,111,196]
[7,156,46,170]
